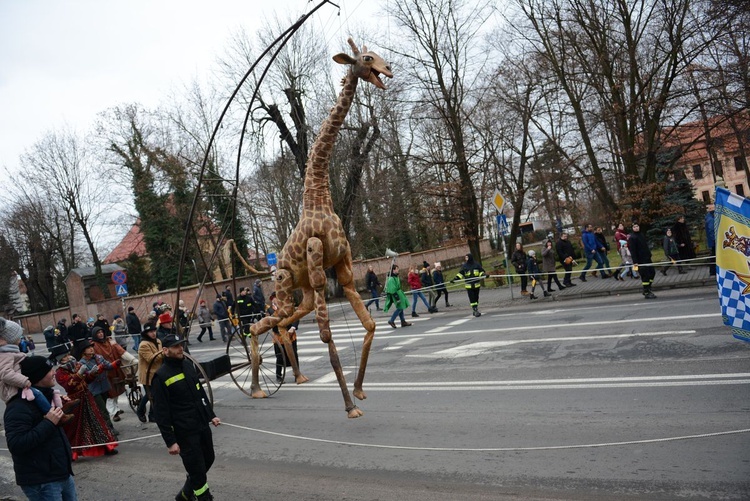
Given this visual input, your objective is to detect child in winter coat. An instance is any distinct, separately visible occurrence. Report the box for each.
[0,318,69,423]
[617,240,637,280]
[526,250,550,300]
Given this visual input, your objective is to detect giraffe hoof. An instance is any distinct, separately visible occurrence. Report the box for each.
[353,388,367,400]
[251,390,268,399]
[347,407,364,419]
[295,374,310,384]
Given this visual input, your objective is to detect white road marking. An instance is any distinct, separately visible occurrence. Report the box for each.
[427,317,471,333]
[314,371,352,384]
[272,373,750,391]
[406,330,697,358]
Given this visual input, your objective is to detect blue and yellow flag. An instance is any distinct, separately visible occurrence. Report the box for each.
[715,186,750,343]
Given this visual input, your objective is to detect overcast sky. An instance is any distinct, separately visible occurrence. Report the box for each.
[0,0,380,175]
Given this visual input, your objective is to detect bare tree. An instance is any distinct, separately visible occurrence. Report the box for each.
[20,128,112,298]
[389,0,494,262]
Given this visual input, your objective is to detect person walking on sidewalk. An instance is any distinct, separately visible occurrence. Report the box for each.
[511,242,529,295]
[580,224,605,281]
[212,295,231,342]
[661,228,683,275]
[526,250,550,300]
[451,253,486,317]
[628,223,657,299]
[383,265,412,329]
[126,307,142,352]
[556,232,577,287]
[364,265,382,311]
[542,240,565,292]
[432,263,452,307]
[594,227,612,278]
[407,265,435,317]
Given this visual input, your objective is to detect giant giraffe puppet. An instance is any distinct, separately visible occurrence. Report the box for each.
[248,38,392,418]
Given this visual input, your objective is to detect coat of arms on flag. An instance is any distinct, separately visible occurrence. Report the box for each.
[715,186,750,343]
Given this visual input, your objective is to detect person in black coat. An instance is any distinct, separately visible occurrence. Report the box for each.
[364,265,382,311]
[67,314,89,343]
[628,222,657,299]
[555,232,577,287]
[672,215,696,264]
[126,306,142,352]
[152,334,220,501]
[4,356,77,499]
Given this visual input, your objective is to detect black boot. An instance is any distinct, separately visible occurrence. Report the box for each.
[543,291,551,297]
[195,489,213,501]
[401,321,413,327]
[176,477,193,501]
[643,285,657,299]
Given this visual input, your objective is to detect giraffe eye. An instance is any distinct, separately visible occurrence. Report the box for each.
[363,55,373,62]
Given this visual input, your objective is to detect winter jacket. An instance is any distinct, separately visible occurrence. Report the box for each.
[556,238,575,264]
[383,274,409,312]
[628,232,652,265]
[3,386,74,487]
[432,269,446,289]
[526,256,542,277]
[407,271,422,291]
[614,229,628,251]
[151,355,216,448]
[595,232,610,252]
[420,268,434,287]
[212,299,228,320]
[0,345,29,403]
[541,245,557,273]
[365,270,380,290]
[79,354,114,396]
[137,338,162,386]
[582,229,597,254]
[453,255,485,289]
[197,305,212,327]
[252,284,266,313]
[68,321,89,343]
[705,211,716,249]
[112,318,128,349]
[511,249,527,272]
[126,312,142,334]
[235,293,254,322]
[663,235,679,258]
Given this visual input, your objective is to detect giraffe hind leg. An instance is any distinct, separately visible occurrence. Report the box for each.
[307,237,362,418]
[335,259,375,401]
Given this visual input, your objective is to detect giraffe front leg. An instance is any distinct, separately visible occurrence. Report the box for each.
[307,238,363,418]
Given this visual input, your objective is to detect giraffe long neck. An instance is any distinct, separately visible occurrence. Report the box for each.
[303,70,358,211]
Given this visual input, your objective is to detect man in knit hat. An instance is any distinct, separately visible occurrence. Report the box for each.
[4,355,77,500]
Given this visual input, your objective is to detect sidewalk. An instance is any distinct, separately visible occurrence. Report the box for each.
[318,263,716,324]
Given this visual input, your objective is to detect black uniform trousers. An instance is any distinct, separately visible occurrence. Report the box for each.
[178,427,215,495]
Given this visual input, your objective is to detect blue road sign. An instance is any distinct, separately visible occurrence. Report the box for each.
[115,284,129,297]
[496,214,509,236]
[111,270,127,285]
[266,252,278,266]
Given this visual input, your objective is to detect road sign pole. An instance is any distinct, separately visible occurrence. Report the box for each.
[502,228,513,300]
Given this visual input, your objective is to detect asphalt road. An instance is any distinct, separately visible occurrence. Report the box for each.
[1,286,749,500]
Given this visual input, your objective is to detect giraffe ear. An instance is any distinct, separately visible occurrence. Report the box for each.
[333,53,356,65]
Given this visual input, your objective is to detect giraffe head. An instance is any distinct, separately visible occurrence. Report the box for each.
[333,38,393,90]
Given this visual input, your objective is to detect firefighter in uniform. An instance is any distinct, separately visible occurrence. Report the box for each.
[451,253,486,317]
[627,222,657,299]
[235,287,255,335]
[151,333,220,501]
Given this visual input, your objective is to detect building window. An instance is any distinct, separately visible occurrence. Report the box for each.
[692,164,703,179]
[702,191,711,204]
[714,160,724,177]
[674,169,687,181]
[736,156,747,172]
[736,184,745,197]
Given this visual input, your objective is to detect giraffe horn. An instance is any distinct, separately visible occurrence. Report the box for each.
[347,37,360,55]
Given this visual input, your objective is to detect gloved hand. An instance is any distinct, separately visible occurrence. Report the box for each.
[77,365,88,376]
[89,365,100,375]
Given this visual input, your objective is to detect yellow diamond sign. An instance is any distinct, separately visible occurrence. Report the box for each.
[491,189,506,212]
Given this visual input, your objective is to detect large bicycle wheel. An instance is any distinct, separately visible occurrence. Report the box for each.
[226,327,284,397]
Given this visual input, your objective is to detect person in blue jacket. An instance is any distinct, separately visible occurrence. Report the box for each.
[579,224,604,281]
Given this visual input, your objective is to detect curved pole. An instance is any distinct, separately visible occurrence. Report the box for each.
[174,1,339,327]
